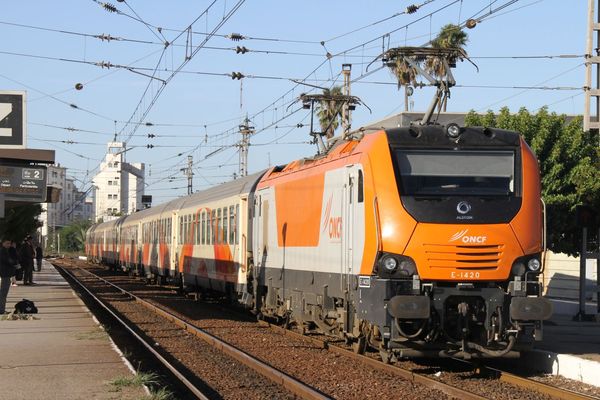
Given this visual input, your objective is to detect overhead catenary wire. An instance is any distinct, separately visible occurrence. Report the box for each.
[16,0,579,215]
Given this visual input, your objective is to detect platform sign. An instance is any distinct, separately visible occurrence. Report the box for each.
[0,164,47,202]
[0,91,26,148]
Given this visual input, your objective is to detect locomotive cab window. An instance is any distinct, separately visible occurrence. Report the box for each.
[358,170,364,203]
[394,150,516,197]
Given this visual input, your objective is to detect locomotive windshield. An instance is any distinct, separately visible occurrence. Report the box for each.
[394,149,515,196]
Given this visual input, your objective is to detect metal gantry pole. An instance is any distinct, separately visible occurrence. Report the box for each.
[238,117,254,177]
[584,0,600,134]
[342,64,352,136]
[181,155,193,195]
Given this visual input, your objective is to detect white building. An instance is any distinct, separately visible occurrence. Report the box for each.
[93,142,145,222]
[38,164,94,245]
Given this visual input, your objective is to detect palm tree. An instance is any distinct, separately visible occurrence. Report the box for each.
[425,24,468,111]
[425,23,468,88]
[388,57,418,112]
[316,86,343,139]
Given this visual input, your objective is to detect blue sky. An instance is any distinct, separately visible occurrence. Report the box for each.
[0,0,588,203]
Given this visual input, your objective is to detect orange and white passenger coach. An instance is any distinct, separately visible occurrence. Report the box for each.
[87,123,552,359]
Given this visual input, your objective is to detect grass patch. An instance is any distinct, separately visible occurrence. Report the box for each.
[109,371,160,391]
[110,372,174,400]
[139,387,175,400]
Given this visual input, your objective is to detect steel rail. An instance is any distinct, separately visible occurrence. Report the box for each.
[66,265,331,400]
[479,364,598,400]
[265,320,599,400]
[258,321,487,400]
[56,265,211,400]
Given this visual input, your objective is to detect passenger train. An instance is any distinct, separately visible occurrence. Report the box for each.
[86,124,552,359]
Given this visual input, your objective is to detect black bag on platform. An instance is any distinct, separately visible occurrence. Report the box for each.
[14,299,38,314]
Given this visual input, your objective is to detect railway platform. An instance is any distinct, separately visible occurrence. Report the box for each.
[0,260,147,400]
[525,300,600,387]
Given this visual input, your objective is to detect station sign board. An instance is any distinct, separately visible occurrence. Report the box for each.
[0,91,26,148]
[0,164,47,202]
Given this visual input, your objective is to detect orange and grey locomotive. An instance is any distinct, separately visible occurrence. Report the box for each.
[86,124,552,359]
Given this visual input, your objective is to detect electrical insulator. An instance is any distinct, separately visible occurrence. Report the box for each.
[406,4,419,14]
[146,144,154,149]
[145,122,153,126]
[235,46,249,54]
[228,33,245,41]
[75,83,84,90]
[231,72,245,80]
[101,2,118,13]
[147,134,156,138]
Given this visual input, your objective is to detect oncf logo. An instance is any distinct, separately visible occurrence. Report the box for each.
[329,217,342,239]
[322,194,342,240]
[449,229,487,244]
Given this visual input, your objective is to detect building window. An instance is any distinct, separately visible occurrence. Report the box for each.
[108,181,112,186]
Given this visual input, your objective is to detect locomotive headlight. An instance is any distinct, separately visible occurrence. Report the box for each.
[382,256,398,272]
[446,123,461,138]
[527,258,541,272]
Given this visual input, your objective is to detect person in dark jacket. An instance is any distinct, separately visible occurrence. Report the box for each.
[19,235,35,285]
[35,245,43,272]
[0,238,17,314]
[9,241,20,286]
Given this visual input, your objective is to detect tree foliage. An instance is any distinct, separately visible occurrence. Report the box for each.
[465,107,600,256]
[0,204,43,242]
[425,24,468,79]
[315,86,343,139]
[58,219,93,253]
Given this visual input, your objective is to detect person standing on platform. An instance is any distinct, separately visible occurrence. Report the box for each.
[35,244,43,272]
[0,238,17,314]
[19,235,35,285]
[9,241,20,286]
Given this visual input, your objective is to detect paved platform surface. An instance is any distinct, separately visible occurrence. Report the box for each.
[539,313,600,362]
[0,260,146,400]
[525,301,600,386]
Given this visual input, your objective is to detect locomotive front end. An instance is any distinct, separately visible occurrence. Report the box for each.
[358,125,552,359]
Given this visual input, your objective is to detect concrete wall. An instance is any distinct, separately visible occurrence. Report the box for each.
[543,251,598,301]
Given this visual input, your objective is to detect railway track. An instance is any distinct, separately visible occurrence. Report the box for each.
[57,264,320,400]
[54,259,600,400]
[266,321,599,400]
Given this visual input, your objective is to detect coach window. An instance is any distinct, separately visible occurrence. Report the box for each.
[229,206,235,244]
[200,211,205,245]
[221,208,227,244]
[210,210,216,244]
[185,215,189,244]
[195,214,200,245]
[235,204,239,244]
[216,208,222,244]
[167,219,171,244]
[179,216,183,245]
[358,170,364,203]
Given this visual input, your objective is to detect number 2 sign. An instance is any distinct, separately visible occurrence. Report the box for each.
[0,91,26,148]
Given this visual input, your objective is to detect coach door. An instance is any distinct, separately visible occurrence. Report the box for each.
[342,165,356,294]
[171,212,179,272]
[254,191,269,269]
